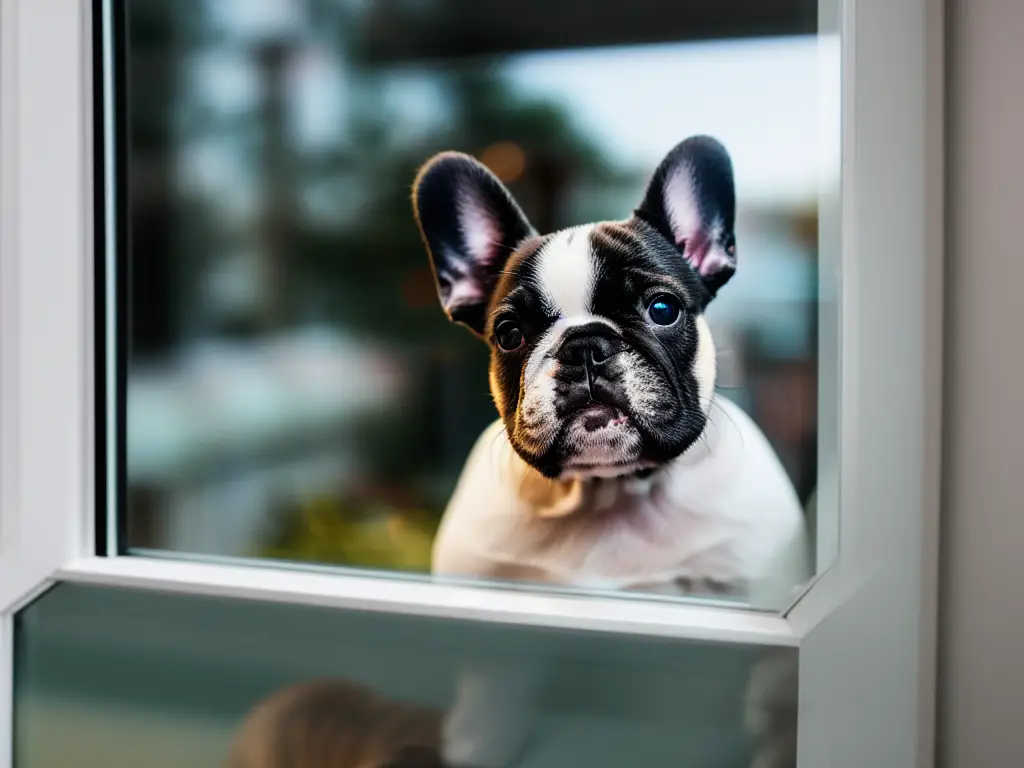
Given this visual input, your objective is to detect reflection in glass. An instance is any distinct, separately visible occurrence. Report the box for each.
[121,0,829,582]
[14,585,797,767]
[229,679,443,767]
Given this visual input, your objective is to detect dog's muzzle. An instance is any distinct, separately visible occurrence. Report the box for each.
[551,324,632,420]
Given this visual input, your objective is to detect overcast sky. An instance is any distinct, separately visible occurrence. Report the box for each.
[505,35,840,207]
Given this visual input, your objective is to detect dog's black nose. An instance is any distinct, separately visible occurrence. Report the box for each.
[556,333,621,367]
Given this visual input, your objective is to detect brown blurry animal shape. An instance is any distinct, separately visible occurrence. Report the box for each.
[227,679,445,768]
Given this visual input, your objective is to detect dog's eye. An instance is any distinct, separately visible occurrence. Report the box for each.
[647,295,681,326]
[495,320,525,351]
[724,233,737,257]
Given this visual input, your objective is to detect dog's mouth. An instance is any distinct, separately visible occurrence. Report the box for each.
[575,403,630,433]
[551,400,652,479]
[559,457,659,480]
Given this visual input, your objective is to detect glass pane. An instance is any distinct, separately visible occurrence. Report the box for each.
[114,0,839,607]
[14,584,798,767]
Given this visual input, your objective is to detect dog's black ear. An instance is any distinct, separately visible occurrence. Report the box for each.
[413,152,536,336]
[635,136,737,298]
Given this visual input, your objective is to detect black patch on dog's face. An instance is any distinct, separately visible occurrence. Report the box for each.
[483,220,716,478]
[412,136,736,479]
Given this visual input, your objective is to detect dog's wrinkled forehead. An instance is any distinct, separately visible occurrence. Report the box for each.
[494,219,707,326]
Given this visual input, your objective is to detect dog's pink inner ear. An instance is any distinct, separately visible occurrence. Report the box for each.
[444,275,486,310]
[661,166,734,280]
[437,187,505,316]
[693,246,735,278]
[662,165,703,250]
[457,187,503,268]
[679,231,731,279]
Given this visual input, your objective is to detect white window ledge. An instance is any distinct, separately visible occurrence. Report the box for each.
[56,556,798,647]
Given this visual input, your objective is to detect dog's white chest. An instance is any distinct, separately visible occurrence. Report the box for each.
[432,396,808,598]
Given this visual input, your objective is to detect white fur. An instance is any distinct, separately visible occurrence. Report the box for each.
[693,315,718,411]
[535,224,596,317]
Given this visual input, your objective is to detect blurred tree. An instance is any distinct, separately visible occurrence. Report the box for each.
[271,17,636,503]
[124,0,658,567]
[126,0,201,358]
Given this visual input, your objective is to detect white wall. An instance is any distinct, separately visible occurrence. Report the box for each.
[939,0,1024,764]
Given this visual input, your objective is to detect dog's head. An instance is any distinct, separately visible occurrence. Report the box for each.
[412,136,737,480]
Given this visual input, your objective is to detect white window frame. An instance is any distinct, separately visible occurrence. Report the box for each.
[0,0,944,765]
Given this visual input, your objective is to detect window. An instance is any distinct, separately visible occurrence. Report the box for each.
[0,1,943,766]
[15,584,796,767]
[115,0,837,610]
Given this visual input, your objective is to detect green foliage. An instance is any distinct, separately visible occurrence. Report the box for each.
[261,494,439,572]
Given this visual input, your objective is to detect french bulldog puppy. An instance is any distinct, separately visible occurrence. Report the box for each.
[412,136,808,767]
